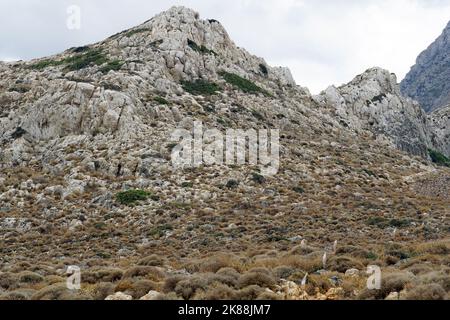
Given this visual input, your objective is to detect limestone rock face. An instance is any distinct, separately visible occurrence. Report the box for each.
[429,104,450,156]
[0,6,305,170]
[314,67,447,158]
[401,21,450,113]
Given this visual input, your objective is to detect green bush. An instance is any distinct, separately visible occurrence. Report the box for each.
[116,189,150,205]
[64,49,108,71]
[225,180,239,189]
[181,182,194,188]
[428,149,450,167]
[29,48,124,74]
[292,186,305,194]
[182,80,221,95]
[251,172,266,184]
[187,39,216,55]
[153,96,170,105]
[219,71,269,95]
[100,60,124,73]
[71,46,90,53]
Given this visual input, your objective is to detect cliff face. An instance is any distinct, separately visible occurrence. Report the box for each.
[429,104,450,157]
[400,21,450,113]
[314,68,448,158]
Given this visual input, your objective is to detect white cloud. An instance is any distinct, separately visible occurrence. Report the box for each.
[0,0,449,93]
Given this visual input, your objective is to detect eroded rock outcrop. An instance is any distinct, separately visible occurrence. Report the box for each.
[313,68,445,158]
[429,104,450,157]
[401,21,450,113]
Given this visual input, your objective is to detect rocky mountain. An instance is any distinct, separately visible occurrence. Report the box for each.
[429,104,450,157]
[0,6,449,300]
[400,21,450,113]
[314,68,440,158]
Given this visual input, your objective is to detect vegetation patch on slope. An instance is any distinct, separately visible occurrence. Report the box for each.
[219,71,269,96]
[29,48,124,73]
[116,189,151,206]
[182,79,221,95]
[187,39,217,55]
[428,149,450,167]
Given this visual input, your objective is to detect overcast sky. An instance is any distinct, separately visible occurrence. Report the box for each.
[1,0,449,93]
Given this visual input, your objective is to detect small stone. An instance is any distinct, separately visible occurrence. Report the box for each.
[69,219,83,231]
[385,292,399,300]
[288,235,303,242]
[345,268,359,277]
[105,292,133,300]
[140,290,162,300]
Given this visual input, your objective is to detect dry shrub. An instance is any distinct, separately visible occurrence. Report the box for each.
[358,272,413,300]
[247,267,273,276]
[137,254,167,267]
[153,292,181,300]
[336,245,375,259]
[206,273,238,288]
[122,266,165,281]
[237,272,276,289]
[0,272,18,290]
[289,245,314,255]
[328,256,364,273]
[10,262,32,273]
[305,274,332,295]
[44,275,65,285]
[129,279,159,299]
[406,264,433,275]
[341,277,366,298]
[414,241,449,256]
[256,290,282,300]
[195,283,235,300]
[279,254,322,273]
[405,284,446,300]
[248,257,279,269]
[216,267,240,278]
[162,275,186,293]
[92,282,115,300]
[233,285,264,300]
[31,283,91,300]
[82,268,123,284]
[0,289,36,300]
[18,271,44,284]
[175,276,208,300]
[273,266,296,280]
[114,279,135,293]
[186,255,239,273]
[417,270,450,291]
[384,255,400,266]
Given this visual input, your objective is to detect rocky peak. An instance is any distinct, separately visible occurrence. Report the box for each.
[138,6,234,53]
[314,67,444,158]
[106,6,296,86]
[400,20,450,113]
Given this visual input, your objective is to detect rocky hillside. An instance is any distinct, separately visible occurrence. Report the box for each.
[401,21,450,113]
[0,6,449,300]
[314,68,441,158]
[429,104,450,157]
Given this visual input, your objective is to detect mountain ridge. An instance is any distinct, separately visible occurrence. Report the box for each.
[400,21,450,113]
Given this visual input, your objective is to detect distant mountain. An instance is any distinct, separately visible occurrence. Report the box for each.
[401,21,450,113]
